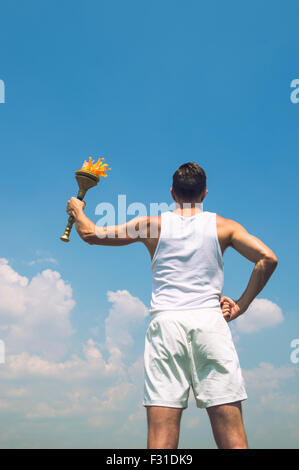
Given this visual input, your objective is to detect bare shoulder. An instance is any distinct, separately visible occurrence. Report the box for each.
[125,215,161,241]
[137,215,161,260]
[143,215,161,239]
[216,214,277,263]
[216,214,247,232]
[216,214,248,251]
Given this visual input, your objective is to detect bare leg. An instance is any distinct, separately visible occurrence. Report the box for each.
[207,401,248,449]
[146,406,183,449]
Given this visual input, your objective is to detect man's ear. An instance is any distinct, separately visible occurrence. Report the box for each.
[200,189,208,202]
[170,187,176,202]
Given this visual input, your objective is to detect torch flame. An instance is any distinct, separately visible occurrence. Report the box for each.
[80,156,111,177]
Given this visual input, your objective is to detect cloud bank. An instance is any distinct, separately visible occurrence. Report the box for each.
[235,298,283,333]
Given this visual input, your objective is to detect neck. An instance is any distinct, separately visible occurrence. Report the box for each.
[174,201,203,217]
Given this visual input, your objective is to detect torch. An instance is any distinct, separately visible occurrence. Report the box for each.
[60,157,111,243]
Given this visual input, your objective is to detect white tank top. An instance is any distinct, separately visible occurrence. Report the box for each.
[150,211,224,313]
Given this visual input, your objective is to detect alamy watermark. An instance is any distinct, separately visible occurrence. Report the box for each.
[290,79,299,104]
[93,195,203,239]
[0,79,5,103]
[290,339,299,364]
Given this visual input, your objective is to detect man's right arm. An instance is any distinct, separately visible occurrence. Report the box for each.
[221,218,278,320]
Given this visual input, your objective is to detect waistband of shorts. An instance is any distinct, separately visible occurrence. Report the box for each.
[149,306,222,321]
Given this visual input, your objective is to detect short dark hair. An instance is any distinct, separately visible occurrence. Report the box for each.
[172,162,207,202]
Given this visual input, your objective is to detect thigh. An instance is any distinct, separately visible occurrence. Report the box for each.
[206,401,248,449]
[146,406,183,449]
[143,316,191,409]
[189,311,247,408]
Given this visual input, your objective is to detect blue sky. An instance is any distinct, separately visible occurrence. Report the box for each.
[0,0,299,448]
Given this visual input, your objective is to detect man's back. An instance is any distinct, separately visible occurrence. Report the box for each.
[140,208,277,320]
[150,210,224,313]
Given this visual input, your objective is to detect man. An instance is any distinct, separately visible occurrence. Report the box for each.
[66,162,277,449]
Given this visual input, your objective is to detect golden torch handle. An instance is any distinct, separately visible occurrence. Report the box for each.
[60,214,76,243]
[60,190,86,243]
[60,165,103,243]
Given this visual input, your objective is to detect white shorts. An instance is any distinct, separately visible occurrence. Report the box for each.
[143,307,247,409]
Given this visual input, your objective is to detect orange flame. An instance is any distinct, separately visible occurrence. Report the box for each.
[80,156,111,178]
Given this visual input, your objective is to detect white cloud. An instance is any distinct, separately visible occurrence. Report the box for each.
[0,400,12,411]
[0,276,152,447]
[88,414,113,428]
[0,259,75,360]
[0,340,124,381]
[101,382,136,411]
[119,405,146,435]
[27,250,58,267]
[235,298,283,334]
[5,388,27,398]
[0,259,28,317]
[25,393,84,419]
[0,265,148,392]
[128,356,144,386]
[28,257,58,266]
[105,290,148,351]
[243,362,296,391]
[0,259,28,287]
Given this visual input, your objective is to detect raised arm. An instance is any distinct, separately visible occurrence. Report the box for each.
[218,217,278,321]
[66,197,152,247]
